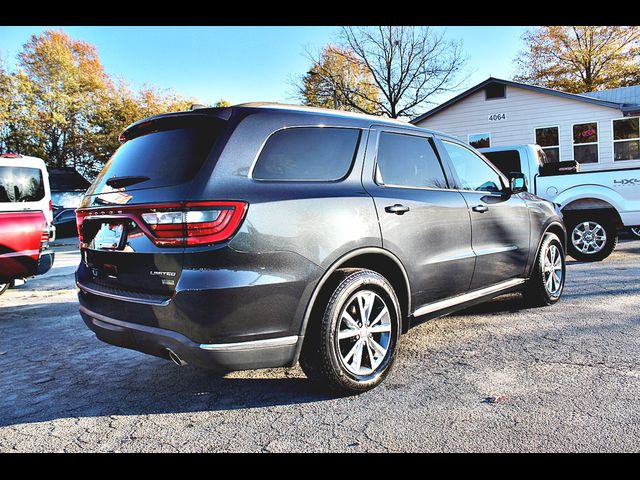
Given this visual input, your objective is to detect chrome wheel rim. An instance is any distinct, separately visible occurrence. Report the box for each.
[336,290,392,376]
[571,221,607,254]
[543,244,563,296]
[631,227,640,238]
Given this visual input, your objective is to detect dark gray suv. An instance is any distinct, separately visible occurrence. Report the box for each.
[76,103,566,393]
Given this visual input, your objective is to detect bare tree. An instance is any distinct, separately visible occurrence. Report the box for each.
[337,26,467,118]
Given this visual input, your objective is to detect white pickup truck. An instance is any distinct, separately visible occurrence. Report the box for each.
[479,144,640,262]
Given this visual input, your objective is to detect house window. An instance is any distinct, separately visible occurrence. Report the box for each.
[572,122,599,164]
[613,117,640,161]
[485,84,506,100]
[468,133,491,149]
[535,126,560,162]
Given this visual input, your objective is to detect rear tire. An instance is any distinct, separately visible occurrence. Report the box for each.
[566,214,617,262]
[0,282,9,296]
[299,268,401,395]
[523,232,565,307]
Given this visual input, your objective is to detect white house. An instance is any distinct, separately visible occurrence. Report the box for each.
[411,78,640,172]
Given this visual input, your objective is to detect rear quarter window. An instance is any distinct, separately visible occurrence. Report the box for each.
[482,150,522,177]
[252,127,361,181]
[0,166,45,203]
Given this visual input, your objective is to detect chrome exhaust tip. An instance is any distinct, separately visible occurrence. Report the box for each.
[166,348,187,367]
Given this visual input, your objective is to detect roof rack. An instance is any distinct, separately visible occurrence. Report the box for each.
[189,104,209,110]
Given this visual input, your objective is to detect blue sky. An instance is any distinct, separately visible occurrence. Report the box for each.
[0,26,530,109]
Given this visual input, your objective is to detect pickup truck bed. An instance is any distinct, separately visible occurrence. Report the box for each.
[481,144,640,261]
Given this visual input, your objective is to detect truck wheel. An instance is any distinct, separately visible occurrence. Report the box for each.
[631,227,640,239]
[300,269,401,395]
[566,215,618,262]
[523,232,565,307]
[0,283,9,296]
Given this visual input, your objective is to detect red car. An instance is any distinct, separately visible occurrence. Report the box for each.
[0,210,54,295]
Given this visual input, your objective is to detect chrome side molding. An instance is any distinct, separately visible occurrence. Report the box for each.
[413,278,526,318]
[199,335,299,352]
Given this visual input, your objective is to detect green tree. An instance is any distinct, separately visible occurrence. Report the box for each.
[16,30,109,168]
[214,99,231,107]
[295,45,380,114]
[0,29,201,179]
[513,26,640,93]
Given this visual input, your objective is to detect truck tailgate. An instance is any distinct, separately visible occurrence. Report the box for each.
[0,211,46,283]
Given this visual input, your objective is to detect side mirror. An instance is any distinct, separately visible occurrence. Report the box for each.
[509,172,528,193]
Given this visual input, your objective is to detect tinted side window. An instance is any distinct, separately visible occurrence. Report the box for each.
[482,150,522,177]
[0,166,45,203]
[376,132,448,189]
[443,141,503,192]
[252,127,361,181]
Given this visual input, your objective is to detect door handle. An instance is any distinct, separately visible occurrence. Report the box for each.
[385,204,410,215]
[472,205,489,213]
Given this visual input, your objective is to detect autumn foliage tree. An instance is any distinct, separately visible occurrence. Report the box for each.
[513,26,640,93]
[295,45,380,114]
[0,30,200,179]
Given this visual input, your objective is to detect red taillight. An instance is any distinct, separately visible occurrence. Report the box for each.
[76,209,87,244]
[49,200,53,213]
[41,224,49,251]
[76,201,248,248]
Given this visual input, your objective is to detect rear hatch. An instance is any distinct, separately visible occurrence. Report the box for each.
[77,112,243,300]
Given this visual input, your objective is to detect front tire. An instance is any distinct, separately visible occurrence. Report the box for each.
[300,269,401,394]
[0,282,8,296]
[523,232,566,307]
[630,226,640,239]
[566,214,617,262]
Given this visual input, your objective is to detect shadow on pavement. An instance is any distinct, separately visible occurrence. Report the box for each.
[0,301,335,428]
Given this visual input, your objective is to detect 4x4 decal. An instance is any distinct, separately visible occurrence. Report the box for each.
[613,178,640,186]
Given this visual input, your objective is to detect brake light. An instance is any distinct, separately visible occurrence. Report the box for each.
[76,209,86,244]
[49,200,53,213]
[76,201,248,247]
[40,224,49,251]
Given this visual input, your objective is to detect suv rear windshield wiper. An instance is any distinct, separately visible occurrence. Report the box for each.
[105,175,150,188]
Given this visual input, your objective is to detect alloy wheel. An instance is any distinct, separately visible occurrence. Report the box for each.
[336,290,392,376]
[571,221,607,254]
[543,244,563,296]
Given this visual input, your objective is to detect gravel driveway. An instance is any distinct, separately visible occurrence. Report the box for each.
[1,238,639,452]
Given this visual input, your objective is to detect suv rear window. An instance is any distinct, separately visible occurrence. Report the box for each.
[0,166,45,203]
[90,116,224,193]
[252,127,361,181]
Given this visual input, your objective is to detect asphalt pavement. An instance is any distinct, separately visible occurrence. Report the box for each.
[1,237,639,452]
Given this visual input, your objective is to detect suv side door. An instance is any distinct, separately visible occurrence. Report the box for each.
[362,126,475,309]
[439,139,530,290]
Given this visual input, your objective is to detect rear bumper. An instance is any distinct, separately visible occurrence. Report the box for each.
[79,304,300,371]
[37,250,55,276]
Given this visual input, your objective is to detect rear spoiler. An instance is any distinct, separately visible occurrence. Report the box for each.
[119,108,233,143]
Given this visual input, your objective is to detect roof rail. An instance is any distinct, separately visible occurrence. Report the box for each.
[189,104,209,110]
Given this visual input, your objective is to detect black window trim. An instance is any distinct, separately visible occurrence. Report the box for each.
[372,129,452,192]
[248,125,363,182]
[440,139,509,194]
